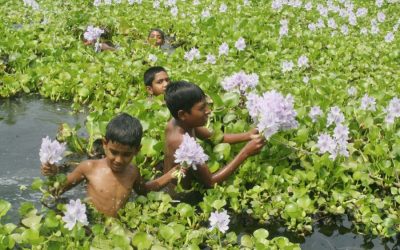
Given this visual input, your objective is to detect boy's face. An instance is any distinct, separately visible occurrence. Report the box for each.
[103,140,139,173]
[147,71,170,96]
[148,31,163,46]
[179,98,211,127]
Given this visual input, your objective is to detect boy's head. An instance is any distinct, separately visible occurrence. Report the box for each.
[103,113,143,172]
[143,66,170,96]
[148,28,165,47]
[165,81,210,127]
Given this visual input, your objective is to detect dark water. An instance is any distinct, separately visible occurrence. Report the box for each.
[0,95,398,249]
[0,94,86,221]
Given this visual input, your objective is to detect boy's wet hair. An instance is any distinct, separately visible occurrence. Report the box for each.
[105,113,143,147]
[144,66,167,87]
[165,81,206,120]
[148,28,165,38]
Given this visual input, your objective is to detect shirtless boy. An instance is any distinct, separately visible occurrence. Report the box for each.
[143,66,170,96]
[41,113,179,217]
[163,81,265,196]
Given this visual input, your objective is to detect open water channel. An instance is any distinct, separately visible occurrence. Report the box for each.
[0,95,398,249]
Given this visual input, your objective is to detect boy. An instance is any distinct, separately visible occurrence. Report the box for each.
[143,66,170,96]
[41,113,180,217]
[148,28,165,47]
[163,81,265,195]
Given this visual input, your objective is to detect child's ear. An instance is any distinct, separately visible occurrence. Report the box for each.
[146,86,154,95]
[177,110,186,121]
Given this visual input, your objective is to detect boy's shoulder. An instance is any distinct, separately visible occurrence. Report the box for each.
[76,158,107,171]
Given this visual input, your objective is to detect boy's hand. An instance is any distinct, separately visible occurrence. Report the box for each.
[242,137,265,157]
[248,128,261,140]
[41,163,58,176]
[170,165,188,179]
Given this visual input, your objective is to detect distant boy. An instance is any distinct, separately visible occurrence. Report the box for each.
[41,113,180,217]
[163,81,265,196]
[143,66,170,96]
[147,28,165,48]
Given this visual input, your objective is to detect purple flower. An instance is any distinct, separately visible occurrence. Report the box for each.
[39,136,66,164]
[360,94,376,111]
[174,133,208,170]
[221,71,259,93]
[347,87,357,96]
[247,91,298,139]
[309,106,323,122]
[317,133,336,155]
[205,54,216,64]
[385,32,394,43]
[148,54,158,62]
[384,97,400,124]
[219,3,227,12]
[327,106,344,127]
[219,42,229,56]
[184,48,200,62]
[84,26,104,42]
[281,60,294,73]
[235,37,246,51]
[209,210,230,233]
[317,123,350,160]
[297,55,309,68]
[62,199,88,230]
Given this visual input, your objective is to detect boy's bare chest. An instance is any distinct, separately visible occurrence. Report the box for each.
[87,169,136,200]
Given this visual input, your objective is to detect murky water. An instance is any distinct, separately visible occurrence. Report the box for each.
[0,95,398,249]
[0,94,86,221]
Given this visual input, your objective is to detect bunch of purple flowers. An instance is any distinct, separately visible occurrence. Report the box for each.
[39,136,66,165]
[83,26,104,42]
[221,71,259,93]
[316,123,350,160]
[246,91,298,139]
[384,97,400,124]
[62,199,88,230]
[174,133,209,179]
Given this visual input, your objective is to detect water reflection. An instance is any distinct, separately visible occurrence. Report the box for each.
[0,94,87,222]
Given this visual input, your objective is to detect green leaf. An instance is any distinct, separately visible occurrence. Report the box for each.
[213,143,231,161]
[253,229,269,240]
[21,229,44,245]
[132,232,153,250]
[140,137,158,157]
[221,92,240,108]
[0,200,11,218]
[31,178,43,191]
[176,203,194,218]
[211,199,226,210]
[159,225,175,242]
[240,235,254,248]
[21,214,42,231]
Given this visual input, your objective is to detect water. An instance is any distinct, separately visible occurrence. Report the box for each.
[0,95,398,249]
[0,94,87,221]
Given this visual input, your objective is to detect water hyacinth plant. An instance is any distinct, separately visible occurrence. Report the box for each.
[2,0,400,247]
[62,199,89,230]
[246,91,298,139]
[174,133,208,180]
[209,209,230,234]
[39,136,66,164]
[221,71,259,93]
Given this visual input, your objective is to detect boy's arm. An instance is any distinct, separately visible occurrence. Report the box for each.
[194,137,265,188]
[222,128,259,144]
[195,127,259,144]
[41,162,88,195]
[134,166,181,195]
[194,126,213,140]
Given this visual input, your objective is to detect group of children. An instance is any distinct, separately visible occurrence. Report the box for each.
[41,66,265,218]
[84,28,171,53]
